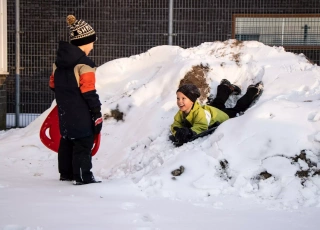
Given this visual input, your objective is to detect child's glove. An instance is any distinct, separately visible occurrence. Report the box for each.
[91,107,103,134]
[175,127,194,143]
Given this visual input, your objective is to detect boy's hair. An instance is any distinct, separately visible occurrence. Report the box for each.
[66,15,96,46]
[177,84,200,102]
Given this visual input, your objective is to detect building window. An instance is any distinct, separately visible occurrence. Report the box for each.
[235,34,260,41]
[0,0,8,74]
[232,14,320,48]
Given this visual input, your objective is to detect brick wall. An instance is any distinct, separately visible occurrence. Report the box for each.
[0,75,7,130]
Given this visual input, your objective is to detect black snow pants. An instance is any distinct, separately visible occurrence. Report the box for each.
[209,84,259,118]
[58,135,94,182]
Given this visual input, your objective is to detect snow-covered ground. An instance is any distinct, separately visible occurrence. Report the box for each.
[1,40,320,230]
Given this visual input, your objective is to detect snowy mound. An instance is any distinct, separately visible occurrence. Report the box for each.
[95,39,320,208]
[1,40,320,211]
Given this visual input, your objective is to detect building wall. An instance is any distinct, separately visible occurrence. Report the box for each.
[0,75,6,130]
[0,0,7,130]
[0,0,7,74]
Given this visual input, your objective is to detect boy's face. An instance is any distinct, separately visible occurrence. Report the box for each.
[81,42,94,56]
[176,92,193,114]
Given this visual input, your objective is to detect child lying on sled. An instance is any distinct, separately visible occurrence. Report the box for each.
[170,79,263,144]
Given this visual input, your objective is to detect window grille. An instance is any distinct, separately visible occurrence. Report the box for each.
[233,14,320,47]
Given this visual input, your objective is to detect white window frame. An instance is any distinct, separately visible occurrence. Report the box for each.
[0,0,8,75]
[232,14,320,49]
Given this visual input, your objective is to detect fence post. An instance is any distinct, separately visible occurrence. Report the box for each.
[15,0,20,127]
[168,0,173,45]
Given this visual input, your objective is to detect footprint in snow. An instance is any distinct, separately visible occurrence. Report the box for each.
[121,202,139,210]
[133,213,154,224]
[0,184,9,188]
[308,111,320,122]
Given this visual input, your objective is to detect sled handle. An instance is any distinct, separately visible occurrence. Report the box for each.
[92,134,101,156]
[39,121,59,152]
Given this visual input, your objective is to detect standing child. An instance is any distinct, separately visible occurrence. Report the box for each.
[170,80,263,144]
[49,15,103,185]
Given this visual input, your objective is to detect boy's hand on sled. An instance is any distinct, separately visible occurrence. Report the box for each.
[175,127,193,143]
[92,107,103,134]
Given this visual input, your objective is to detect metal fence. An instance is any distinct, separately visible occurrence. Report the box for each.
[5,0,320,128]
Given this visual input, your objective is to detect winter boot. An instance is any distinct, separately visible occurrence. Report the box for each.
[231,81,264,114]
[59,174,73,181]
[73,176,102,185]
[220,79,241,95]
[247,81,264,101]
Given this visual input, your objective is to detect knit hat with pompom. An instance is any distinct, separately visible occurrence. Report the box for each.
[66,15,96,46]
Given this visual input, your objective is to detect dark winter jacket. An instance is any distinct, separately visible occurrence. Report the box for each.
[171,101,229,135]
[49,41,101,139]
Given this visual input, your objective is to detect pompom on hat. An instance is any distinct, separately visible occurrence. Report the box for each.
[176,84,201,102]
[66,15,97,46]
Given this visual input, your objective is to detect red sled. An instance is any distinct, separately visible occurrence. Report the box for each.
[39,105,101,156]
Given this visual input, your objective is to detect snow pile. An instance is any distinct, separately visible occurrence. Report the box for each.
[95,40,320,208]
[1,39,320,211]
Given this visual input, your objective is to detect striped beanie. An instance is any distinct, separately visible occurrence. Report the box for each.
[66,15,96,46]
